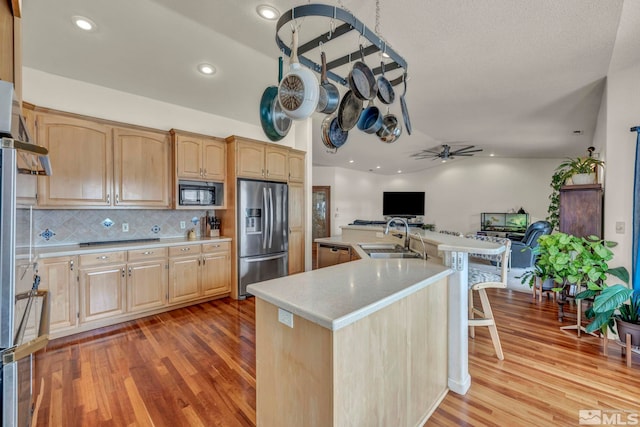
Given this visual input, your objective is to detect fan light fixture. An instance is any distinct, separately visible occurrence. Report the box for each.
[257,5,280,20]
[411,144,483,161]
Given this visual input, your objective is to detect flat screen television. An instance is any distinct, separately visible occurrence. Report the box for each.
[382,192,425,218]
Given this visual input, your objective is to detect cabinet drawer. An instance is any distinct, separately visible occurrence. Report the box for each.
[202,241,230,253]
[79,251,126,267]
[169,244,202,257]
[128,247,168,261]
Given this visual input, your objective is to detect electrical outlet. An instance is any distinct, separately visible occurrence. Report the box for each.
[278,308,294,328]
[615,221,625,234]
[180,221,186,229]
[122,223,129,232]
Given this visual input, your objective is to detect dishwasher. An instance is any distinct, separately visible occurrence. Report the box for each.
[317,243,352,268]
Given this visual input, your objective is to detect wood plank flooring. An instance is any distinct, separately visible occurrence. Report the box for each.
[34,289,640,426]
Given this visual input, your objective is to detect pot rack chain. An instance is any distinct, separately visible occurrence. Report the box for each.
[275,3,407,88]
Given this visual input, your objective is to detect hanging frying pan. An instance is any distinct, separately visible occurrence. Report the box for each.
[260,57,292,141]
[317,51,340,114]
[321,114,348,150]
[278,28,319,120]
[348,45,378,101]
[337,90,363,131]
[400,73,412,135]
[376,62,395,105]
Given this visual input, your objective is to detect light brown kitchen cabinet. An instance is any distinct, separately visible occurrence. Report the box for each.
[288,149,305,183]
[288,182,305,275]
[113,127,171,208]
[201,241,231,296]
[233,137,289,181]
[174,132,226,182]
[37,113,112,207]
[79,252,127,324]
[36,110,171,208]
[168,244,202,304]
[38,256,78,333]
[1,0,21,98]
[126,248,168,313]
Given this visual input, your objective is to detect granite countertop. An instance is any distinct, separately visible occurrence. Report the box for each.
[17,236,232,260]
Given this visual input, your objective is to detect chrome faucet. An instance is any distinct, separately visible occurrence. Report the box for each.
[384,217,410,250]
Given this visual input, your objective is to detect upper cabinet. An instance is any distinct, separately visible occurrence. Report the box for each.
[37,113,113,207]
[230,136,289,182]
[173,131,226,182]
[288,149,305,183]
[1,0,21,99]
[113,127,171,208]
[36,110,171,208]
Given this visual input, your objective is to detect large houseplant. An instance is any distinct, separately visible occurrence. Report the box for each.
[576,267,640,345]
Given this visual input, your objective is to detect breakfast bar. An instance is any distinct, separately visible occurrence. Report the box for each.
[248,227,506,426]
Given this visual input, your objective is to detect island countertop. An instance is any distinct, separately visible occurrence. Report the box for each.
[247,258,451,331]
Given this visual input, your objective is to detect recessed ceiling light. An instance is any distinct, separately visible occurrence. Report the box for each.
[72,15,96,31]
[197,63,217,75]
[376,166,381,169]
[349,160,354,163]
[256,5,280,20]
[490,153,495,157]
[441,160,447,163]
[397,170,402,173]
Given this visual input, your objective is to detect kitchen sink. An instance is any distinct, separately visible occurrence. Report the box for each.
[358,243,423,259]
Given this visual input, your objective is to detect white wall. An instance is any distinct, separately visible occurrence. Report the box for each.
[597,0,640,284]
[312,157,560,236]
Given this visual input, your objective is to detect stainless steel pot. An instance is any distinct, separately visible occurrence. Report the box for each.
[317,51,340,114]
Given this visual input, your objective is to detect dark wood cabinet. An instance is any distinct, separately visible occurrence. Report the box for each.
[559,184,603,238]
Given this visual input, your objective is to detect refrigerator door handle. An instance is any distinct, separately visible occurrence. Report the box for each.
[268,187,274,249]
[244,253,288,263]
[262,187,268,250]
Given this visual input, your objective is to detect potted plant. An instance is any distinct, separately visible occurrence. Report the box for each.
[576,267,640,345]
[519,233,617,320]
[556,156,604,185]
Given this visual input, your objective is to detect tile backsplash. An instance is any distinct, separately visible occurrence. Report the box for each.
[17,209,214,247]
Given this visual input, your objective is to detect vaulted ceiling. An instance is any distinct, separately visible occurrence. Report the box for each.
[22,0,628,174]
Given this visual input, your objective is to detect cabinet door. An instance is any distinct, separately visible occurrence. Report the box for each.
[37,113,112,207]
[288,182,305,274]
[113,127,171,207]
[265,145,289,181]
[176,135,203,179]
[127,260,167,312]
[39,256,77,333]
[202,138,226,181]
[79,264,126,323]
[236,140,265,179]
[288,150,305,183]
[202,252,230,296]
[168,256,201,304]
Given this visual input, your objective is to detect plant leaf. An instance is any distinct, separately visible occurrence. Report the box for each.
[592,285,634,313]
[585,310,615,333]
[607,266,630,284]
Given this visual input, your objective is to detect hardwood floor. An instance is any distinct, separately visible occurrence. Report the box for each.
[34,289,640,426]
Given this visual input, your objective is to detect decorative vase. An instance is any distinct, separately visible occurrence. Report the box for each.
[616,319,640,347]
[571,173,595,185]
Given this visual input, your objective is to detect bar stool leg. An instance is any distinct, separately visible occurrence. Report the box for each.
[479,289,504,360]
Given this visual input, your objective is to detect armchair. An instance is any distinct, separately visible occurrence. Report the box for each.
[510,221,552,269]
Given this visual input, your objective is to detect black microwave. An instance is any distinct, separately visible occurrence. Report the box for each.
[179,181,216,206]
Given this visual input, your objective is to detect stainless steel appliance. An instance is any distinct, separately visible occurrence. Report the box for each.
[237,179,288,298]
[178,180,219,206]
[317,243,351,268]
[1,81,51,427]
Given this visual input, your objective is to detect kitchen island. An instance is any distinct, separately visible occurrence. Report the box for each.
[248,226,506,426]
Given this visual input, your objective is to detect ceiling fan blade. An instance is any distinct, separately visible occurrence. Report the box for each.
[453,148,483,154]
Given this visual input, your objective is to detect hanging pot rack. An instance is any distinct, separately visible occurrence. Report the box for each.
[275,4,408,88]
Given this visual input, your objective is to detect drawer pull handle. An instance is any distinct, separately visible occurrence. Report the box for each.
[180,247,191,251]
[143,251,154,255]
[97,255,109,260]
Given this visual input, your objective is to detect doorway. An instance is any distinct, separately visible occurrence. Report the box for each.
[312,186,331,269]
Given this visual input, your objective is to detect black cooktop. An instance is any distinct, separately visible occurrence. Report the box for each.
[79,238,161,247]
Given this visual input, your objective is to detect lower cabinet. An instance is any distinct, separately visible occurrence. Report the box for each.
[39,241,230,337]
[38,256,78,333]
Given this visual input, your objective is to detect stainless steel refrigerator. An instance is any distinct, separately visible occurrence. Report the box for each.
[1,81,51,427]
[237,179,288,298]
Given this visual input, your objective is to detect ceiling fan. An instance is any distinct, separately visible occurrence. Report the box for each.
[411,144,483,161]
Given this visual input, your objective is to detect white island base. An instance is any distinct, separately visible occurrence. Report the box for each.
[254,276,448,426]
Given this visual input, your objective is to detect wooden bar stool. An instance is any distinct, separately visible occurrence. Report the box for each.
[467,236,511,360]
